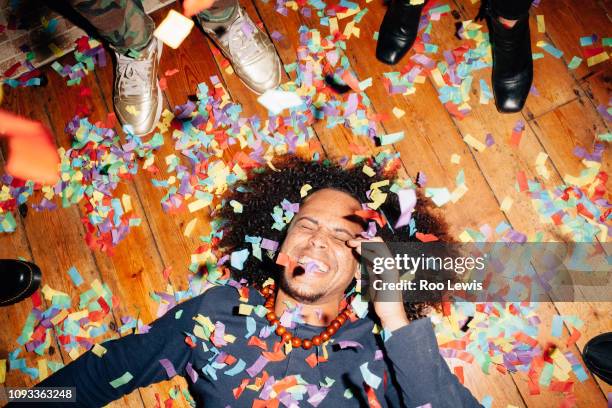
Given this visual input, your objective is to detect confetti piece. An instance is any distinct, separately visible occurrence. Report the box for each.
[536,15,545,33]
[451,154,461,164]
[92,344,107,357]
[392,107,405,118]
[394,188,417,228]
[586,51,609,67]
[257,90,303,114]
[537,41,564,58]
[567,56,583,70]
[110,371,133,388]
[500,196,513,213]
[360,362,382,389]
[231,248,250,270]
[159,358,177,378]
[305,353,318,368]
[300,184,313,197]
[463,134,486,152]
[184,218,198,237]
[153,9,195,49]
[0,359,5,383]
[67,266,83,287]
[379,131,405,145]
[552,315,564,338]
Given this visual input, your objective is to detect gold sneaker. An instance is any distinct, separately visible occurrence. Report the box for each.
[197,7,281,94]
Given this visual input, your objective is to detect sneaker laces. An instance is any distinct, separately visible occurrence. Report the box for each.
[117,53,154,97]
[228,16,265,64]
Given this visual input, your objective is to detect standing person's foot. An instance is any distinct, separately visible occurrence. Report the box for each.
[196,7,281,94]
[0,259,42,307]
[583,332,612,385]
[376,0,425,65]
[487,14,533,113]
[113,37,163,136]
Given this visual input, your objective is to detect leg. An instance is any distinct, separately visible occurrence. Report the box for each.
[486,0,533,113]
[65,0,155,54]
[64,0,162,135]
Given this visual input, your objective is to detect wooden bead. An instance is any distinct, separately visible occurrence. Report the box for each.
[325,326,337,336]
[336,315,346,325]
[275,326,287,336]
[311,335,322,346]
[291,337,302,348]
[269,319,279,327]
[262,287,270,296]
[281,332,292,343]
[331,319,341,330]
[302,339,313,350]
[265,312,277,321]
[321,332,330,341]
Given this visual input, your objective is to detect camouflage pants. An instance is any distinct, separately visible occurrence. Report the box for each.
[67,0,238,55]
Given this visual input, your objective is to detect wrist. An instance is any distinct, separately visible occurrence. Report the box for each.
[380,313,410,332]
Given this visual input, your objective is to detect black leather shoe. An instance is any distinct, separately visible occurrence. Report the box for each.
[0,259,42,306]
[376,0,425,65]
[487,13,533,113]
[583,332,612,385]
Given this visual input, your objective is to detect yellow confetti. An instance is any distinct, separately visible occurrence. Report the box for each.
[188,198,210,213]
[92,343,108,357]
[230,200,243,213]
[121,194,132,213]
[38,359,48,381]
[68,348,80,361]
[153,9,195,49]
[392,107,405,119]
[586,51,610,67]
[362,165,376,177]
[125,105,140,116]
[536,15,545,33]
[300,184,313,198]
[238,304,253,315]
[0,359,6,383]
[500,196,513,213]
[451,154,461,164]
[184,218,198,237]
[463,134,486,152]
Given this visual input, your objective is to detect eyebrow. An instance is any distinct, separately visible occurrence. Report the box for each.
[296,216,356,237]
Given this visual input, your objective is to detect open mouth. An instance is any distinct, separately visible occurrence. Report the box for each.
[297,256,330,274]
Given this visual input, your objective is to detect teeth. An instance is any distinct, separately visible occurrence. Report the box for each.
[297,256,329,273]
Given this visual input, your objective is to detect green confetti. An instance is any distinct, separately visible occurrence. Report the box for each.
[567,56,583,70]
[110,371,133,388]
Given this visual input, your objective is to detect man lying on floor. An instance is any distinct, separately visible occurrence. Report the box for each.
[26,155,481,407]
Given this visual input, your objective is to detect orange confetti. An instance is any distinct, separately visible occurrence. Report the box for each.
[453,366,464,384]
[305,353,318,368]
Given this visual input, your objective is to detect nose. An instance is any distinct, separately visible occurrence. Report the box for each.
[308,231,329,249]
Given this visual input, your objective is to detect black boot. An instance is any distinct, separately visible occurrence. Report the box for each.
[0,259,42,306]
[583,332,612,385]
[376,0,425,65]
[487,13,533,113]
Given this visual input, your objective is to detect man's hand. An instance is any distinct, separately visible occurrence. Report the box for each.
[347,236,410,332]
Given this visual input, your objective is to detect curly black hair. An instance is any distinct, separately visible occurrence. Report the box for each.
[215,154,453,320]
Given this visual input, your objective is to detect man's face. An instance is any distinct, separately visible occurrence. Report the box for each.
[278,188,364,304]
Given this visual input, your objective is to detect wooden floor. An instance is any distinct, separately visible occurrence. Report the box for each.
[1,0,610,406]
